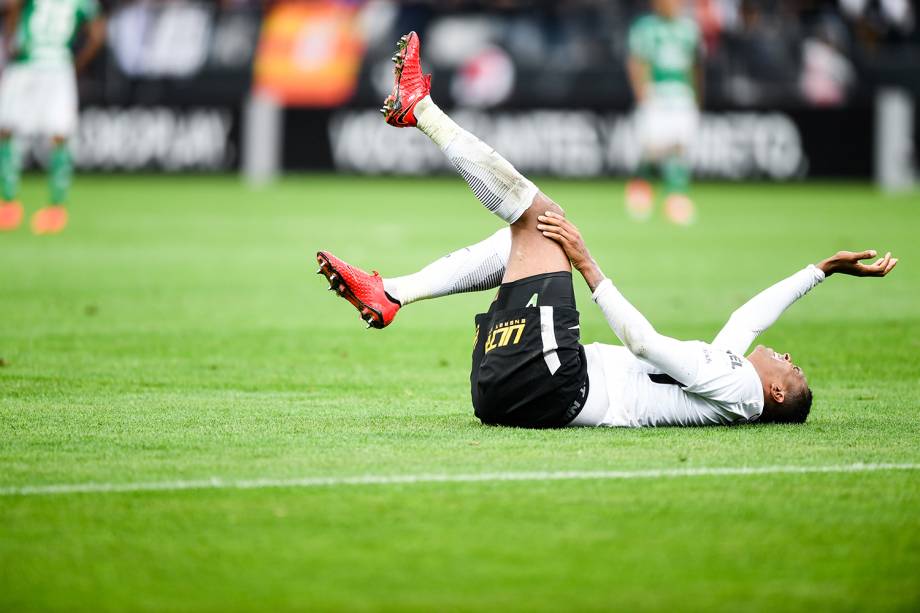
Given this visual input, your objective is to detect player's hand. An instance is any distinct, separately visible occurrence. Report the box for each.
[818,250,898,277]
[537,210,590,267]
[537,211,605,290]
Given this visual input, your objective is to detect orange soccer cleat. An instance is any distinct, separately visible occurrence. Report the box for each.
[380,31,431,128]
[664,193,697,226]
[316,251,400,329]
[0,200,23,231]
[31,205,69,235]
[624,179,654,221]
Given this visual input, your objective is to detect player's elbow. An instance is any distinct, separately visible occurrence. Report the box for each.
[622,329,654,359]
[629,342,650,360]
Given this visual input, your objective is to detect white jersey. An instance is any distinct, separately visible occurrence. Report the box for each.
[573,265,826,428]
[576,341,762,427]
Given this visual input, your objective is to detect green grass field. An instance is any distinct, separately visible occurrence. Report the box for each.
[1,174,919,611]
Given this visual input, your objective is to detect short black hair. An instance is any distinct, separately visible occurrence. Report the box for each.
[762,385,813,424]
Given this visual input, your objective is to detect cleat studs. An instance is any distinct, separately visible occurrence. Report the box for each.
[316,268,322,274]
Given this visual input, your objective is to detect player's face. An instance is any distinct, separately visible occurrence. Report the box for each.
[654,0,684,19]
[752,344,807,390]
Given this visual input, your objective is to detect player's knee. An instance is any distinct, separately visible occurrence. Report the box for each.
[534,193,564,217]
[514,193,559,227]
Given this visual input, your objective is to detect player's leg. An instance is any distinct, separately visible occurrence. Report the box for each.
[319,32,567,326]
[316,227,511,328]
[0,64,25,231]
[414,92,572,281]
[661,106,698,226]
[48,136,72,206]
[625,160,655,216]
[0,131,23,231]
[30,135,71,235]
[31,66,77,235]
[388,45,570,281]
[625,103,656,221]
[661,153,694,225]
[383,227,511,306]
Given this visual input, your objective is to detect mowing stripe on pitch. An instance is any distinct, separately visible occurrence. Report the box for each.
[1,463,917,497]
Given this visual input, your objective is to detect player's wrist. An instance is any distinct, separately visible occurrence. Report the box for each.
[578,260,605,292]
[817,258,837,276]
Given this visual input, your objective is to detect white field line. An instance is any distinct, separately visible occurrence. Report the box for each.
[0,463,918,498]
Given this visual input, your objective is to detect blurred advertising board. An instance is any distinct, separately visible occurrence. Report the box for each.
[49,105,871,177]
[103,1,259,103]
[15,108,238,172]
[39,2,907,176]
[253,1,365,107]
[73,107,237,171]
[319,107,873,180]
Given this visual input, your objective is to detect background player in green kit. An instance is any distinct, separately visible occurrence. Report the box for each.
[0,0,105,234]
[625,0,702,225]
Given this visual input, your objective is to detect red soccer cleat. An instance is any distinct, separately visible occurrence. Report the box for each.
[380,31,431,128]
[316,251,400,329]
[0,201,23,231]
[31,205,68,235]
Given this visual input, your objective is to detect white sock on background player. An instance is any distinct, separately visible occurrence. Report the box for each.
[383,227,511,306]
[414,97,538,224]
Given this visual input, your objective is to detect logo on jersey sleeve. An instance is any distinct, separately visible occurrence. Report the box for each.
[485,318,526,353]
[726,351,744,370]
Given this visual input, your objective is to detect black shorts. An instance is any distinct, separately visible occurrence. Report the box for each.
[470,271,589,428]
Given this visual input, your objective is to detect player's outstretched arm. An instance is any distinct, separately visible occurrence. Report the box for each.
[712,250,898,355]
[538,211,700,383]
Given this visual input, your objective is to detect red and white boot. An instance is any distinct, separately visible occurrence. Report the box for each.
[380,31,431,128]
[316,251,400,329]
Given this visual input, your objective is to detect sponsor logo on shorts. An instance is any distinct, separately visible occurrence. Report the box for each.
[485,319,526,353]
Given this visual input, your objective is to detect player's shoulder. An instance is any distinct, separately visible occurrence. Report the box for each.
[675,16,701,39]
[630,13,660,33]
[76,0,102,18]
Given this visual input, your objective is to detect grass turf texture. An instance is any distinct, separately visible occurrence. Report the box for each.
[1,175,919,611]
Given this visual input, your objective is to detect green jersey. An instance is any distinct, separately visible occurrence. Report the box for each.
[628,14,700,102]
[11,0,100,66]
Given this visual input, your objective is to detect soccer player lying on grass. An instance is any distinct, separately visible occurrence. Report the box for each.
[316,32,898,429]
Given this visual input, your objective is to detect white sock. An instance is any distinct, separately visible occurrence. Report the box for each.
[383,227,511,306]
[415,97,538,224]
